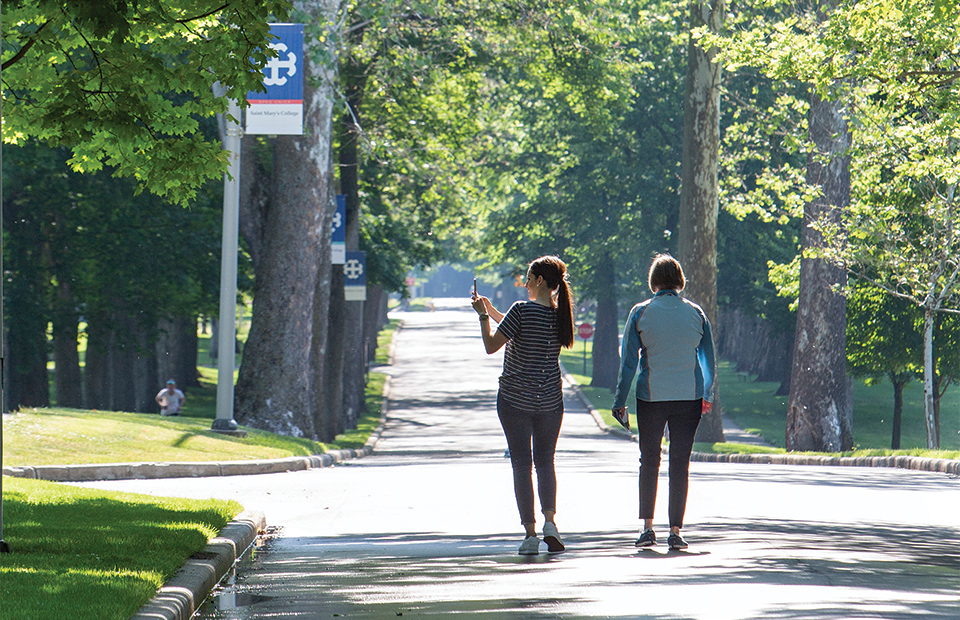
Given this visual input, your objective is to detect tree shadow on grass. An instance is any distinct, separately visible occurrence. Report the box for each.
[1,481,236,620]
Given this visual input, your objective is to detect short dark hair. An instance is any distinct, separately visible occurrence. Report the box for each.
[648,254,685,292]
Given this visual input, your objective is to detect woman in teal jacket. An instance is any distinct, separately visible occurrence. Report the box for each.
[612,254,716,550]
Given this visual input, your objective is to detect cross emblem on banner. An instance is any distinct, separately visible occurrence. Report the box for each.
[344,259,364,280]
[263,43,298,86]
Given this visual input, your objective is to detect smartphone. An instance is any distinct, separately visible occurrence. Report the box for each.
[473,277,477,297]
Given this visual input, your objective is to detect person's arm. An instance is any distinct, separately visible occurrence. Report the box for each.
[612,306,641,412]
[479,316,509,354]
[472,295,508,354]
[697,313,717,413]
[479,296,504,323]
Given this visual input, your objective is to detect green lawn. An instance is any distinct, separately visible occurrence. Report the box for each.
[560,340,959,458]
[0,477,242,620]
[1,318,399,620]
[3,409,328,466]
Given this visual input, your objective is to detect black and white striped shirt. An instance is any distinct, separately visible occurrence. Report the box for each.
[496,301,563,411]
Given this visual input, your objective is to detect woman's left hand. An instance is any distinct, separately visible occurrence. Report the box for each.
[471,295,488,315]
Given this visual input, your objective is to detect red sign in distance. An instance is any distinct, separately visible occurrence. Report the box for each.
[577,322,594,339]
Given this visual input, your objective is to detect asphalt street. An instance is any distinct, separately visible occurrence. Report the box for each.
[78,299,960,619]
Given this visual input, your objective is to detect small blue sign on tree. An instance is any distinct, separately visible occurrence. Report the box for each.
[332,195,346,264]
[344,251,366,301]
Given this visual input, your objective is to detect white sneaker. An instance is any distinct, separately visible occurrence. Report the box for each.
[518,536,540,555]
[543,522,565,554]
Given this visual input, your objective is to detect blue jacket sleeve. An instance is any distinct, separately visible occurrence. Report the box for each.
[612,306,641,410]
[697,314,717,402]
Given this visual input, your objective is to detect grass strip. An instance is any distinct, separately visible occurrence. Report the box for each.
[0,477,242,620]
[4,320,400,467]
[559,340,958,459]
[3,409,328,467]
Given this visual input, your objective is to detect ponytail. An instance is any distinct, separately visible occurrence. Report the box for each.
[556,277,575,348]
[529,255,575,348]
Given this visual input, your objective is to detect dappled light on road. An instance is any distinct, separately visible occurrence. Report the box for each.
[81,302,960,619]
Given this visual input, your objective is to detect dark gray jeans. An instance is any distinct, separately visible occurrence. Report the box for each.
[637,398,702,528]
[497,393,564,525]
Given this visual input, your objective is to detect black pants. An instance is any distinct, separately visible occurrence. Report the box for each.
[497,393,564,525]
[637,399,702,528]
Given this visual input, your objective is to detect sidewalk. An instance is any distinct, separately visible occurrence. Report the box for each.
[77,300,960,620]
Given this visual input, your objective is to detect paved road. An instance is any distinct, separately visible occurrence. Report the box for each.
[80,300,960,619]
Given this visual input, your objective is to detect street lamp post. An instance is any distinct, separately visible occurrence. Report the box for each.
[212,96,241,433]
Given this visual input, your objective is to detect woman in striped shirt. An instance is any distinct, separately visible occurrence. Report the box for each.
[472,255,575,555]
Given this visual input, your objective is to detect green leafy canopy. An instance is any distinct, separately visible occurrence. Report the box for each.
[2,0,290,205]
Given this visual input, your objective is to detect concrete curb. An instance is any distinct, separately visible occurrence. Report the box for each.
[129,510,265,620]
[562,370,960,475]
[2,329,398,483]
[1,446,381,482]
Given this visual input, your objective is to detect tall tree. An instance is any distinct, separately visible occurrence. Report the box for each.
[785,87,854,452]
[678,0,726,442]
[846,283,922,449]
[234,0,340,440]
[707,0,960,450]
[795,0,960,448]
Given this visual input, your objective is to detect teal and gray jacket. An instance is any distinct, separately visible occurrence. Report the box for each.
[612,290,717,409]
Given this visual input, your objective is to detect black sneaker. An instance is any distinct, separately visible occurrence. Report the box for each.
[667,532,688,550]
[635,529,657,547]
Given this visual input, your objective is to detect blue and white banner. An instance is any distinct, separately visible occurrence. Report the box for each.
[332,195,346,264]
[344,251,366,301]
[246,23,304,135]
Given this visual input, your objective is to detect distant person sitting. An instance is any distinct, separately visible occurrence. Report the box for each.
[156,380,186,416]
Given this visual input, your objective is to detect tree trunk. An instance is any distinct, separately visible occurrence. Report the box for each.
[234,0,339,439]
[591,253,620,389]
[679,0,725,443]
[311,236,336,442]
[7,328,49,410]
[5,219,49,410]
[932,370,942,449]
[51,284,82,408]
[234,134,329,437]
[363,284,386,365]
[786,92,853,452]
[132,324,157,414]
[156,316,200,390]
[323,270,347,440]
[83,316,109,410]
[337,43,369,431]
[177,316,200,388]
[343,298,367,424]
[890,372,906,450]
[107,314,155,413]
[921,308,937,448]
[46,237,82,408]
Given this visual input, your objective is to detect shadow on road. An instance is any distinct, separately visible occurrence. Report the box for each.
[200,519,958,620]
